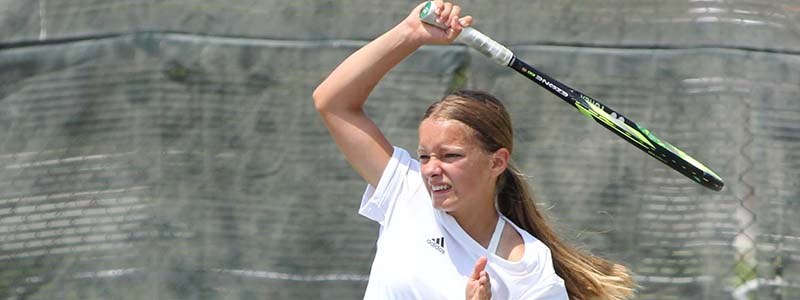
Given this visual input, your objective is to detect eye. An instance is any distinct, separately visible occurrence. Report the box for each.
[418,154,430,162]
[444,153,462,160]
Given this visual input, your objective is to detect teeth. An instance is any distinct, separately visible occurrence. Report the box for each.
[432,185,450,191]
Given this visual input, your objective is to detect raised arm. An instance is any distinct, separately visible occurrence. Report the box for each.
[313,1,472,186]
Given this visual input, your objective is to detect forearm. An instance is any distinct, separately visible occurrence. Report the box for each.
[313,23,421,114]
[310,1,469,185]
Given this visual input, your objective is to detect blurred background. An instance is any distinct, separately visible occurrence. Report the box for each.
[0,0,798,299]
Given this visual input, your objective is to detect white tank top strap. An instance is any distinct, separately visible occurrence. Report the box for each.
[487,216,505,254]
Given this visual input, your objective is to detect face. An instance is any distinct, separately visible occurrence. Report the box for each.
[417,118,505,212]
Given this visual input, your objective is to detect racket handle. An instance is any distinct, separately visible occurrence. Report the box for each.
[418,1,514,66]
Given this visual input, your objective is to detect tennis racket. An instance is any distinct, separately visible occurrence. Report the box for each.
[419,1,724,191]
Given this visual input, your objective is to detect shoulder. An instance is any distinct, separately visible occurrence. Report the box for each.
[499,218,557,267]
[372,146,422,185]
[387,147,420,171]
[497,222,525,262]
[359,146,426,225]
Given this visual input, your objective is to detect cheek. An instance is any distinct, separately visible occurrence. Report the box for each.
[455,161,492,187]
[448,164,477,186]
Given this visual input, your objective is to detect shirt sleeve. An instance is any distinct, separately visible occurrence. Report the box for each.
[359,146,416,227]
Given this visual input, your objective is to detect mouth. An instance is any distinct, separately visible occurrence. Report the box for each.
[430,183,452,194]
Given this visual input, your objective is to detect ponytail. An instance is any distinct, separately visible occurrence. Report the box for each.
[497,163,635,300]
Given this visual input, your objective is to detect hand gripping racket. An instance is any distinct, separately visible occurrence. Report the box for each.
[419,1,724,191]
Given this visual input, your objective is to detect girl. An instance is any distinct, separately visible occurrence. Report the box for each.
[313,1,634,299]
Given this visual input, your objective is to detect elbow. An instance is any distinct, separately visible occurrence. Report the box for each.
[313,81,365,116]
[312,85,335,115]
[312,86,327,113]
[313,85,360,116]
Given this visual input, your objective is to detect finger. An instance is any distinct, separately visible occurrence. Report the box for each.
[478,280,491,299]
[480,271,491,285]
[433,0,444,14]
[449,5,461,22]
[439,2,453,23]
[458,16,473,27]
[470,256,488,279]
[446,26,461,41]
[448,5,462,28]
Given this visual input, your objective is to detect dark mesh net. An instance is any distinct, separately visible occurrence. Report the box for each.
[1,0,798,299]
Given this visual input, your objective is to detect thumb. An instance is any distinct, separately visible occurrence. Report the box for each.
[470,256,488,280]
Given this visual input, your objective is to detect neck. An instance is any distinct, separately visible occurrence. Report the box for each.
[449,196,499,248]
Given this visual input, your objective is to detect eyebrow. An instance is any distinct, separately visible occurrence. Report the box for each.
[417,145,466,153]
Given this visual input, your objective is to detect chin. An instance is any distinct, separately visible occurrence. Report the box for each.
[432,199,456,212]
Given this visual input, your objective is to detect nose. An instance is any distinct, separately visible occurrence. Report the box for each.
[422,158,443,179]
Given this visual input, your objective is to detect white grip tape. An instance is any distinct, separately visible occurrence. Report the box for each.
[455,27,513,66]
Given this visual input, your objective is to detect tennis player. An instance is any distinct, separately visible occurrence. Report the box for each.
[313,1,635,299]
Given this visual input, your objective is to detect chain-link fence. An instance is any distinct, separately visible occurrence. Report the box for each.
[1,1,799,299]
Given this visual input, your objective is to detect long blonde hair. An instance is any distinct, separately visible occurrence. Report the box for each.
[423,90,635,300]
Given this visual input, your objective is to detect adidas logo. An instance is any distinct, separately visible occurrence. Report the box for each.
[427,237,445,254]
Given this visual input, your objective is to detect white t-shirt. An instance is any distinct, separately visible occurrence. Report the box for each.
[359,147,568,300]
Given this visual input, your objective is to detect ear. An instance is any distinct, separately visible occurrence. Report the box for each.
[490,148,510,178]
